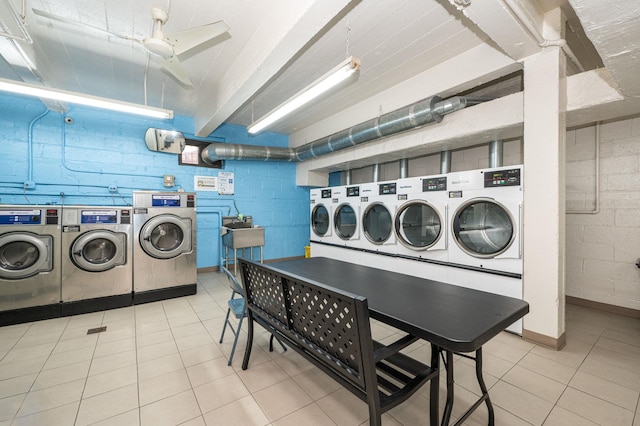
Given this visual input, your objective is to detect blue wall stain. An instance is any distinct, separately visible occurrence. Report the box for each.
[0,92,310,268]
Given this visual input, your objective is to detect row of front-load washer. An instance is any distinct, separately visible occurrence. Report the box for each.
[310,165,524,333]
[0,191,196,326]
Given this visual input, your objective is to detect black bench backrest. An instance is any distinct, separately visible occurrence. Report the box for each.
[240,259,371,391]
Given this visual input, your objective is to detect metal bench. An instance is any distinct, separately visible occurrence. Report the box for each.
[239,258,439,426]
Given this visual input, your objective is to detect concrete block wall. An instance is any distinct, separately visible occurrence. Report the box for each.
[0,93,310,269]
[566,117,640,310]
[344,139,523,184]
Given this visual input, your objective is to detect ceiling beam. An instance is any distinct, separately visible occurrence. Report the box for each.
[447,0,542,61]
[193,0,357,137]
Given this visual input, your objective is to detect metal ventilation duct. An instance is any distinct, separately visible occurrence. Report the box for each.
[440,151,452,174]
[489,140,503,168]
[202,95,484,164]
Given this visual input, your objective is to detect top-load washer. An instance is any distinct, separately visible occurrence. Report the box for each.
[0,206,61,325]
[447,165,524,333]
[133,191,197,304]
[61,206,132,315]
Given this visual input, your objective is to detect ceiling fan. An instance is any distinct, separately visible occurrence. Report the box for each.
[32,7,230,87]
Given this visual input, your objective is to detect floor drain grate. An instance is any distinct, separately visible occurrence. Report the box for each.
[87,326,107,335]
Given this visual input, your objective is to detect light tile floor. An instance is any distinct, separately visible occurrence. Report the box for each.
[0,271,638,425]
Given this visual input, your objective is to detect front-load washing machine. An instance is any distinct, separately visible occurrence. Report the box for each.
[357,181,398,271]
[323,185,361,263]
[61,206,132,315]
[0,206,62,325]
[447,165,524,333]
[333,185,361,245]
[309,187,334,259]
[394,174,449,281]
[133,191,197,304]
[310,187,333,243]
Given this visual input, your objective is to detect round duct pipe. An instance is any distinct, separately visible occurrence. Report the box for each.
[440,151,452,174]
[489,140,503,168]
[399,158,408,179]
[344,170,352,185]
[201,96,485,164]
[372,164,380,182]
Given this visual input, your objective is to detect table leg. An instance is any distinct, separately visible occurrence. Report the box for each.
[440,349,455,426]
[440,347,495,426]
[429,343,440,426]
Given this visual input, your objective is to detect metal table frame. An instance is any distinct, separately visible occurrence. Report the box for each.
[263,257,529,426]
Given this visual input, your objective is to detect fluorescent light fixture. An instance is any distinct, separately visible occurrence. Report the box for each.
[248,56,360,134]
[0,77,174,119]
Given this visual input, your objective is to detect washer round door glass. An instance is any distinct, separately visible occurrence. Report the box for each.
[140,215,191,259]
[452,198,515,258]
[0,232,52,279]
[363,203,392,244]
[395,201,442,250]
[71,230,126,272]
[311,204,330,237]
[334,204,357,240]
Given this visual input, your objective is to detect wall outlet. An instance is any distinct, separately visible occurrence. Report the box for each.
[24,181,36,189]
[108,185,118,193]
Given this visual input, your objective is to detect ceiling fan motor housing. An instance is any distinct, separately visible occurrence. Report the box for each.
[144,37,174,58]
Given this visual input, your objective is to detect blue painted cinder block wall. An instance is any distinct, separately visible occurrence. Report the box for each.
[0,92,310,268]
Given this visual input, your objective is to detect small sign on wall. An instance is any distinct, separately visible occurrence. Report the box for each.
[194,175,218,192]
[218,171,234,195]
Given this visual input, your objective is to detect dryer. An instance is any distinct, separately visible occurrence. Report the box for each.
[447,165,524,333]
[310,187,333,243]
[0,206,61,325]
[325,185,361,263]
[394,174,449,281]
[332,185,361,247]
[61,206,132,314]
[358,180,399,271]
[309,187,335,259]
[133,191,197,304]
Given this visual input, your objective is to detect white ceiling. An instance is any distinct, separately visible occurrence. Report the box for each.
[0,0,637,138]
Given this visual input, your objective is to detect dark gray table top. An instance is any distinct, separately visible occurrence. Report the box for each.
[267,257,529,353]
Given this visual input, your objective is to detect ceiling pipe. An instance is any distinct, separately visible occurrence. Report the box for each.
[399,158,408,179]
[372,164,380,183]
[489,140,503,168]
[440,151,452,174]
[202,95,486,164]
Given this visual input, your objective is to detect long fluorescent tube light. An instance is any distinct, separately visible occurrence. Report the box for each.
[0,77,173,119]
[248,56,360,134]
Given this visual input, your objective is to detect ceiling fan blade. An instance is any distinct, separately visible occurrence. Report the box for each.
[32,8,137,42]
[154,55,193,87]
[167,20,230,56]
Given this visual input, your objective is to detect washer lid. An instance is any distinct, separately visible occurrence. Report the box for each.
[71,230,126,272]
[452,198,515,258]
[140,214,192,259]
[0,232,52,279]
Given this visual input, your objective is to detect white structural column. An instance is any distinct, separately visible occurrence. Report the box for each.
[522,43,567,348]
